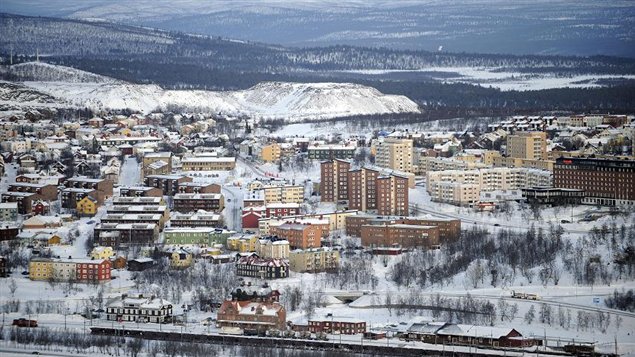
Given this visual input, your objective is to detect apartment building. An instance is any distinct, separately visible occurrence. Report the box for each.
[118,186,164,197]
[308,316,365,334]
[177,182,221,194]
[181,156,236,171]
[345,215,461,243]
[101,213,166,231]
[106,293,173,323]
[0,202,18,221]
[321,160,409,216]
[7,183,58,201]
[289,247,340,273]
[427,167,552,206]
[554,157,635,206]
[374,137,414,173]
[64,177,113,204]
[141,152,172,179]
[173,193,224,213]
[308,144,356,160]
[1,191,39,214]
[144,174,193,196]
[261,143,282,162]
[29,258,111,282]
[170,211,221,227]
[260,217,330,238]
[94,223,159,246]
[255,237,290,259]
[506,131,548,161]
[360,224,439,249]
[320,159,351,202]
[164,227,233,246]
[112,196,165,207]
[107,205,169,225]
[270,223,322,249]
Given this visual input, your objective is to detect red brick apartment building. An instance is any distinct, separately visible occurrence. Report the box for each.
[346,215,461,243]
[308,317,366,334]
[360,223,439,249]
[217,300,286,332]
[270,223,322,249]
[321,160,408,216]
[75,259,112,282]
[554,157,635,206]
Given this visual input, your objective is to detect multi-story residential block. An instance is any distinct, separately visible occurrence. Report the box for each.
[255,237,290,259]
[360,223,439,249]
[144,174,193,196]
[2,191,39,214]
[217,300,286,332]
[345,215,461,243]
[261,217,330,238]
[94,223,159,247]
[289,247,340,273]
[141,152,172,179]
[554,157,635,206]
[101,213,166,230]
[506,131,548,161]
[308,316,365,334]
[64,177,113,203]
[118,186,164,197]
[170,211,221,227]
[163,227,233,246]
[90,246,114,260]
[61,188,97,209]
[226,235,259,252]
[181,156,236,171]
[265,203,301,218]
[173,193,224,213]
[321,160,410,216]
[261,143,282,163]
[0,225,20,242]
[270,223,322,249]
[236,256,289,279]
[29,258,111,282]
[427,168,552,206]
[7,183,58,201]
[107,205,169,224]
[76,196,99,217]
[106,293,173,323]
[374,137,414,173]
[260,185,305,205]
[112,196,165,207]
[0,202,18,221]
[308,144,356,160]
[0,256,7,277]
[320,159,351,202]
[177,182,221,194]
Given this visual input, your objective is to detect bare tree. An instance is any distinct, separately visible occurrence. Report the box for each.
[9,278,18,297]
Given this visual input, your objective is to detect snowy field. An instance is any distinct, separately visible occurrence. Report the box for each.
[343,67,635,91]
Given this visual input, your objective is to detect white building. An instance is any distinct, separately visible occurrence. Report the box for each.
[106,293,173,323]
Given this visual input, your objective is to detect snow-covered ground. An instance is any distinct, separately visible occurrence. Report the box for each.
[343,67,635,91]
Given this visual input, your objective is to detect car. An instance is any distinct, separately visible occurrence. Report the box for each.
[86,220,95,224]
[560,219,571,224]
[493,223,500,226]
[227,198,232,202]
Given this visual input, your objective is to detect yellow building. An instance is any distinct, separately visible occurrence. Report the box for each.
[29,259,54,281]
[374,138,414,173]
[261,143,281,162]
[262,185,305,204]
[90,246,114,260]
[506,132,547,161]
[227,235,258,252]
[289,248,340,273]
[76,195,98,217]
[170,250,193,268]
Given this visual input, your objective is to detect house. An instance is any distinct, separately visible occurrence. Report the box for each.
[22,215,63,230]
[112,256,127,270]
[217,300,286,332]
[106,293,173,323]
[90,246,114,260]
[127,257,155,271]
[0,225,20,242]
[242,206,265,230]
[0,256,7,277]
[169,248,193,269]
[230,282,281,303]
[76,196,99,217]
[31,200,50,215]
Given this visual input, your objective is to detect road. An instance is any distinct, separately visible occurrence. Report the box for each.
[221,185,243,231]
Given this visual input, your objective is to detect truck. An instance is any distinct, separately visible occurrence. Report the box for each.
[511,291,540,300]
[13,318,38,327]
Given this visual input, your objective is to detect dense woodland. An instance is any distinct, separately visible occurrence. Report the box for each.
[2,13,635,114]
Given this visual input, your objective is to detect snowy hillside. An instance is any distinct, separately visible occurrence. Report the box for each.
[2,62,120,83]
[12,63,420,120]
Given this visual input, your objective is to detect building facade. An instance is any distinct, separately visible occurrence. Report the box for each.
[289,248,340,273]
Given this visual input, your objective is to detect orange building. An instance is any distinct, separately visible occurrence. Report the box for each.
[270,223,322,249]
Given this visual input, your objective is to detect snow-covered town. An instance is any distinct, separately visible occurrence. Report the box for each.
[2,2,635,357]
[1,103,634,356]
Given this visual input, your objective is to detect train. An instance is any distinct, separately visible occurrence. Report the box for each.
[12,318,38,327]
[511,290,540,300]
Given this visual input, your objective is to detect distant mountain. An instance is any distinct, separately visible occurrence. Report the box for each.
[5,62,420,120]
[2,0,634,57]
